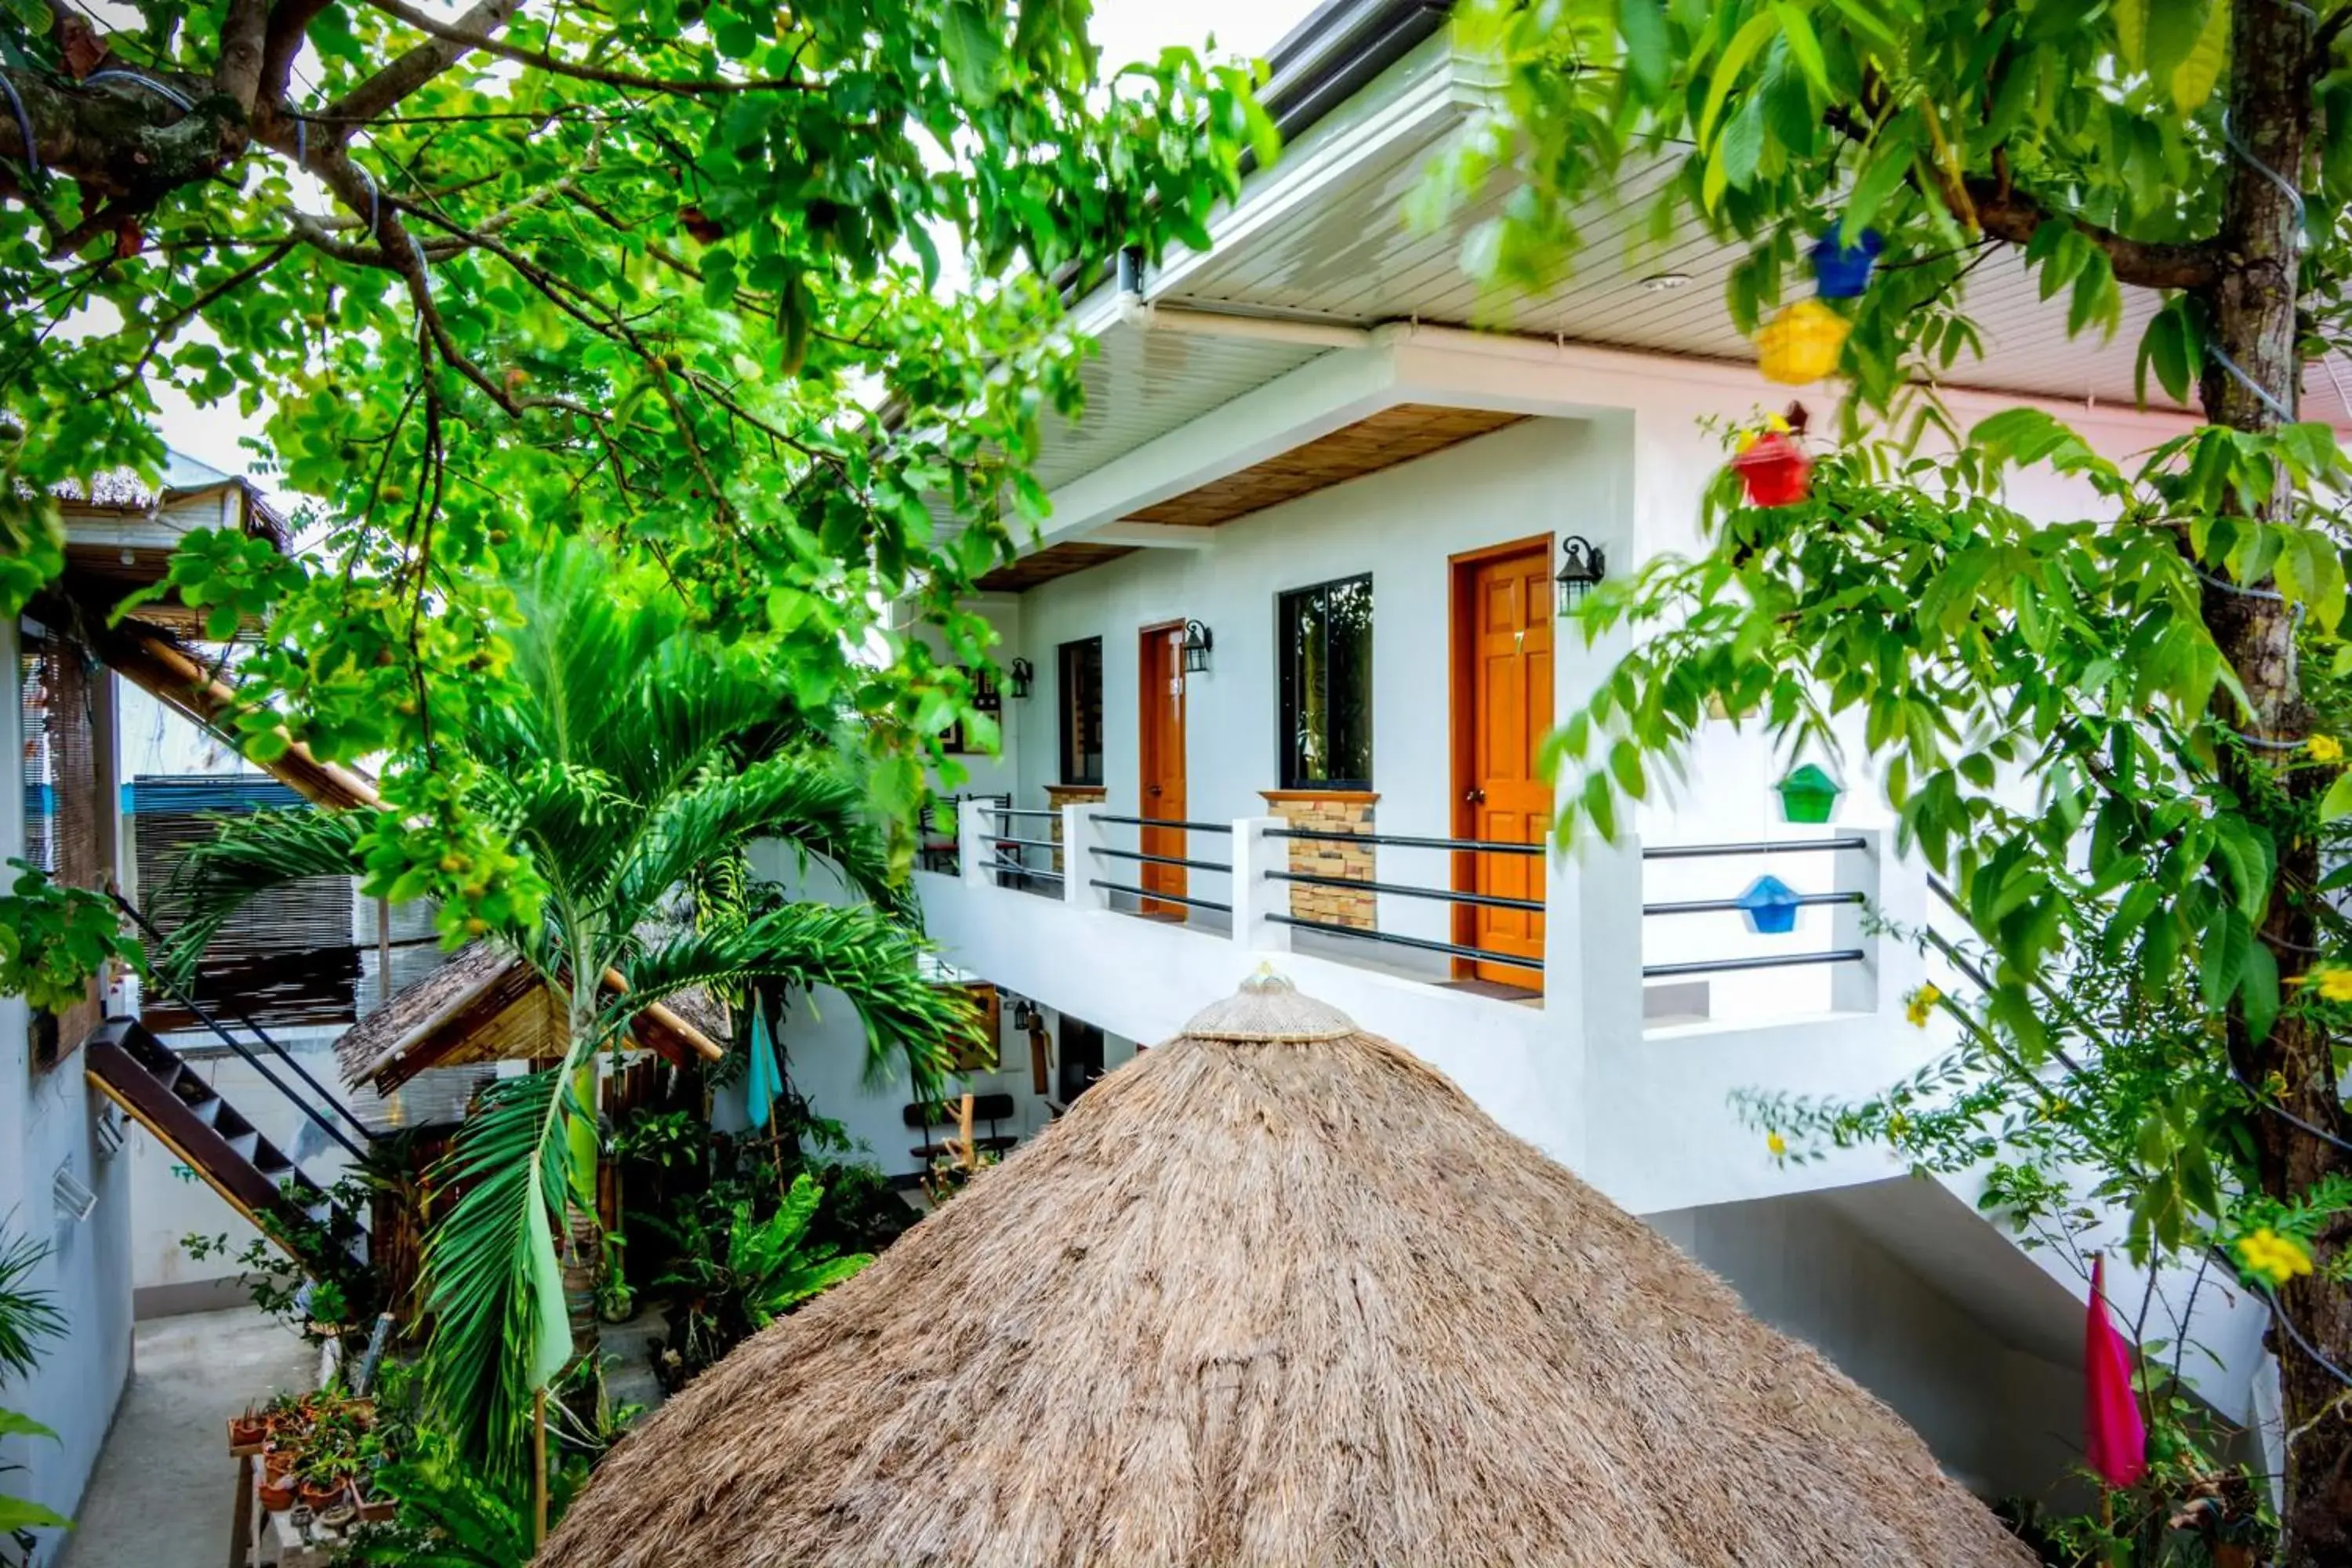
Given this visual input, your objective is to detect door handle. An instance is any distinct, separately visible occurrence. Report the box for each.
[1465,788,1486,804]
[1148,784,1163,797]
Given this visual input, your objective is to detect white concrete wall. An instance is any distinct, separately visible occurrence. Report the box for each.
[1649,1187,2085,1504]
[2,621,134,1565]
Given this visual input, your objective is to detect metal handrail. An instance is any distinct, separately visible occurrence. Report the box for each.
[1091,814,1235,833]
[1089,879,1232,914]
[989,808,1060,818]
[1268,913,1543,975]
[110,891,376,1157]
[1266,868,1542,914]
[1642,837,1867,860]
[1642,949,1866,978]
[1643,891,1864,916]
[1266,828,1544,855]
[985,857,1063,884]
[1091,845,1232,874]
[984,833,1062,852]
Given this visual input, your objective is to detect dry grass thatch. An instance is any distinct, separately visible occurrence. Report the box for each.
[541,974,2034,1568]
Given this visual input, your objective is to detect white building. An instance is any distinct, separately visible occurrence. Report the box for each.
[775,0,2285,1508]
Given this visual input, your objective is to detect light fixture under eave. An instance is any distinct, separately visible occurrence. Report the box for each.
[1181,619,1213,674]
[1008,657,1034,699]
[1639,271,1693,292]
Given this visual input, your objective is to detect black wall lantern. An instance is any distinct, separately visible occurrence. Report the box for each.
[1011,997,1040,1032]
[1181,619,1214,673]
[1008,657,1034,699]
[1555,534,1607,613]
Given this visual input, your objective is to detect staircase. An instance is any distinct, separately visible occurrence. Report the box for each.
[84,1017,371,1280]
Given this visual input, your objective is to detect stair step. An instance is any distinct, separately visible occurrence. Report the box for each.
[224,1130,260,1162]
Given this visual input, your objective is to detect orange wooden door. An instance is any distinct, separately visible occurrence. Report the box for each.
[1461,546,1552,987]
[1138,622,1189,916]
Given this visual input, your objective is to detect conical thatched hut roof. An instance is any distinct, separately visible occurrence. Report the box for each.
[541,975,2033,1568]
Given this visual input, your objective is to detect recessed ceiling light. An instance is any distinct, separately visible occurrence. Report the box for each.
[1640,271,1693,292]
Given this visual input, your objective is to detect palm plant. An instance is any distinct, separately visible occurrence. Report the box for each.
[164,541,971,1479]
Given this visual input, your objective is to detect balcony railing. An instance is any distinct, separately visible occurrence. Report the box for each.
[1261,826,1544,979]
[1085,814,1233,921]
[951,804,1905,1031]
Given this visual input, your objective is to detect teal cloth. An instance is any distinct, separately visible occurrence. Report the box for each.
[745,1010,781,1131]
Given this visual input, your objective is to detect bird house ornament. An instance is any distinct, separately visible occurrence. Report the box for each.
[1736,875,1804,935]
[1776,763,1843,825]
[1730,403,1812,507]
[1809,227,1883,299]
[1755,297,1850,383]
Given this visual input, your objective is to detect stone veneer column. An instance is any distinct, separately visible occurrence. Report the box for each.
[1257,790,1378,931]
[1043,784,1106,875]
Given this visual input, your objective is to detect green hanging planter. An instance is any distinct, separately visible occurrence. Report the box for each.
[1777,764,1842,825]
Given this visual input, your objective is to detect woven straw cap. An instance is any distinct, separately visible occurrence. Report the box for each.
[1180,967,1359,1042]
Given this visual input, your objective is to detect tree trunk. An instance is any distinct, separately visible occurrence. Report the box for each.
[2202,5,2352,1563]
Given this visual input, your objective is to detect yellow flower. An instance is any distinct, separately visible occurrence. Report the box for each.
[1888,1112,1911,1142]
[2293,967,2352,1003]
[2234,1227,2314,1287]
[1766,1131,1788,1159]
[2263,1069,2288,1099]
[2310,735,2345,764]
[1904,983,1943,1029]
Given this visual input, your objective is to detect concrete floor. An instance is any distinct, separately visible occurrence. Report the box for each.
[60,1308,312,1568]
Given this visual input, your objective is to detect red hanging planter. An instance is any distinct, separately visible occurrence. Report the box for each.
[1730,430,1811,506]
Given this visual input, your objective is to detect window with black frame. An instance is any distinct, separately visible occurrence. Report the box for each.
[1058,637,1104,786]
[1277,574,1373,790]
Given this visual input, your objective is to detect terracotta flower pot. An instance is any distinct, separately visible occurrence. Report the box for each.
[229,1414,267,1449]
[259,1475,296,1512]
[299,1477,346,1512]
[263,1448,294,1481]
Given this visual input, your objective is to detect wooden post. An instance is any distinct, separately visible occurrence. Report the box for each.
[532,1387,549,1546]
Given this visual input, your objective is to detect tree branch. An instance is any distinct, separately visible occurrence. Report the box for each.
[216,0,272,111]
[1963,177,2220,292]
[260,0,336,107]
[358,0,815,95]
[326,0,523,133]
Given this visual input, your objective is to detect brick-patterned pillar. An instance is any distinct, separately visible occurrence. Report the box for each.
[1258,790,1378,931]
[1044,784,1105,876]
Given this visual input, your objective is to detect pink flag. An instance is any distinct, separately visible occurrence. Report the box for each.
[2085,1254,2148,1488]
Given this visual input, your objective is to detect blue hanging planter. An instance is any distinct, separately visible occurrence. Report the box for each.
[1737,875,1804,935]
[1810,227,1884,299]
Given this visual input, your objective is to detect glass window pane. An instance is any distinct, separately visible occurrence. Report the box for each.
[1058,637,1103,786]
[1276,575,1371,789]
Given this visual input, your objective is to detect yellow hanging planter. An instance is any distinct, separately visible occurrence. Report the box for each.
[1755,299,1850,384]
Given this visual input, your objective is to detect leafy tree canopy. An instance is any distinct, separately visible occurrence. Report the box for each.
[1,0,1269,931]
[1428,0,2352,1557]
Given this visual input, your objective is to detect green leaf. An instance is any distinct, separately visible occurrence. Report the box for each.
[2169,0,2230,113]
[2322,770,2352,822]
[2114,0,2147,66]
[2242,940,2281,1043]
[2145,0,2214,85]
[2199,905,2249,1009]
[1698,10,1780,150]
[1842,118,1918,239]
[0,1496,71,1533]
[942,2,1007,106]
[1769,2,1831,96]
[1619,0,1672,96]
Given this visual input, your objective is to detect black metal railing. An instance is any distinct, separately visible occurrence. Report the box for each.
[976,806,1065,895]
[1260,825,1546,978]
[1637,837,1870,982]
[1086,814,1232,917]
[111,891,377,1161]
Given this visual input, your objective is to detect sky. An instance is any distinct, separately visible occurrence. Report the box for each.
[151,0,1328,481]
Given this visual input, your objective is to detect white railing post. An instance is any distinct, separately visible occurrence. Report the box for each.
[1839,825,1924,1017]
[1065,804,1107,910]
[1548,830,1644,1051]
[960,798,991,889]
[1229,816,1292,953]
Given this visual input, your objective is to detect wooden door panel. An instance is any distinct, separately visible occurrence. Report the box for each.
[1138,624,1188,916]
[1461,546,1552,987]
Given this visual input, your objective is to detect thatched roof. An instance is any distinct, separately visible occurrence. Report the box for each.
[541,974,2033,1568]
[334,944,724,1094]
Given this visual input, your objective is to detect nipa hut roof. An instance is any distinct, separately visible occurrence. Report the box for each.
[541,973,2033,1568]
[333,944,722,1094]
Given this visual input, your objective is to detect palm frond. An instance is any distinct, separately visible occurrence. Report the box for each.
[418,1065,583,1481]
[0,1228,64,1385]
[621,904,971,1095]
[152,808,370,981]
[612,751,906,926]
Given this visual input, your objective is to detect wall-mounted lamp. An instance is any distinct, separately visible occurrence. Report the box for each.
[1555,534,1607,613]
[1008,657,1034,699]
[1181,619,1214,674]
[1011,998,1040,1032]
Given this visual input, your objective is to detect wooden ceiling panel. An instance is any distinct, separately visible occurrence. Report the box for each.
[976,542,1140,593]
[1123,404,1527,529]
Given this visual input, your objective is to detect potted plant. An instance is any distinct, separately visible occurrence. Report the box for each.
[228,1403,267,1450]
[258,1468,296,1513]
